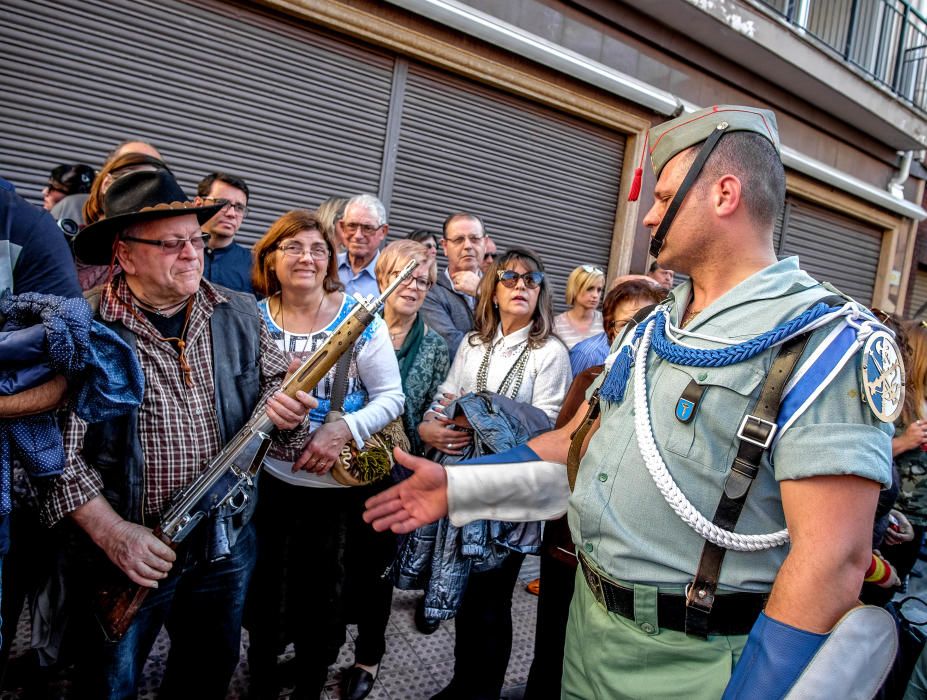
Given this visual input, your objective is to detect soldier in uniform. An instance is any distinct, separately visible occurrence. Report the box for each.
[364,105,898,698]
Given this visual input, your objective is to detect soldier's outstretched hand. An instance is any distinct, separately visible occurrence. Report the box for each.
[363,448,448,533]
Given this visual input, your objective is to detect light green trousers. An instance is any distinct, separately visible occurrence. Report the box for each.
[562,570,748,700]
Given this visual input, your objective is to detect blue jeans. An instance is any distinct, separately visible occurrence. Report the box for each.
[0,514,8,650]
[92,521,256,700]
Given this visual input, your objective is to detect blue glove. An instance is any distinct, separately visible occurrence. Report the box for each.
[722,612,827,700]
[459,444,541,465]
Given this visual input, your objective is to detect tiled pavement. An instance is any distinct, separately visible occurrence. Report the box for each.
[2,558,540,700]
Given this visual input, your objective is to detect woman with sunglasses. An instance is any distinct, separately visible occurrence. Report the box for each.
[553,265,606,349]
[245,209,404,700]
[418,247,571,700]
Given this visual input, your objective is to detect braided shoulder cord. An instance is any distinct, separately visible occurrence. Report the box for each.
[601,302,848,404]
[648,302,838,367]
[633,319,790,551]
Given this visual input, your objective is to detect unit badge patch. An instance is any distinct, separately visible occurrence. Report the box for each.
[675,379,705,424]
[675,398,696,423]
[860,330,904,423]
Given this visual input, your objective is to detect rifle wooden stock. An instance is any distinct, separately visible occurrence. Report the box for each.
[96,528,175,641]
[95,260,419,640]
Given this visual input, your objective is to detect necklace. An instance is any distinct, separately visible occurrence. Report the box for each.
[476,338,531,398]
[129,288,192,318]
[275,292,326,356]
[386,310,415,345]
[681,307,702,328]
[389,319,414,343]
[119,287,195,387]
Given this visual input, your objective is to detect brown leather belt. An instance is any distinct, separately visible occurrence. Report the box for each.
[578,553,766,636]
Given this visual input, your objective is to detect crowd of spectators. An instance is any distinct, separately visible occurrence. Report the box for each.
[3,138,925,700]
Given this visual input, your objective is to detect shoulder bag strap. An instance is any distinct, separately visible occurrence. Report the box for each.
[325,351,352,423]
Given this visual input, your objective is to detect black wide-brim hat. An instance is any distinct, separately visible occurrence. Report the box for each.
[73,169,226,265]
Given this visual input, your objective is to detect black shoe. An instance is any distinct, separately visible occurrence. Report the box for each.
[341,666,376,700]
[429,683,462,700]
[415,597,441,635]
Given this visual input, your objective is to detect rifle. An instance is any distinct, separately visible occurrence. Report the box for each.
[96,259,419,640]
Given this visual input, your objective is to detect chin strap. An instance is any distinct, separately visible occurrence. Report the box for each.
[649,121,730,258]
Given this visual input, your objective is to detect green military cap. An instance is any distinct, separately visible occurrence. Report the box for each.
[649,105,780,178]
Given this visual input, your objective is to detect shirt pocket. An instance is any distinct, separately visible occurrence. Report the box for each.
[661,362,766,473]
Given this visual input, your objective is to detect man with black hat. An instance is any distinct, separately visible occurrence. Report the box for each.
[41,169,316,699]
[364,105,898,698]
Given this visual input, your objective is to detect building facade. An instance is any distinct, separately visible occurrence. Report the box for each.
[3,0,926,313]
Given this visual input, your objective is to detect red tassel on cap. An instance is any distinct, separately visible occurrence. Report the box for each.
[628,167,643,202]
[628,128,649,202]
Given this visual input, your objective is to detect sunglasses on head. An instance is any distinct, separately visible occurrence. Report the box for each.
[497,269,544,289]
[871,308,892,325]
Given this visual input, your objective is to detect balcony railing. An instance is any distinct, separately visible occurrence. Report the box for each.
[756,0,927,112]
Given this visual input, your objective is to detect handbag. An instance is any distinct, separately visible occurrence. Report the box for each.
[876,596,927,699]
[325,352,409,486]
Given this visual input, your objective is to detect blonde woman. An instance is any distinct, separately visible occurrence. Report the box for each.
[553,265,605,348]
[332,240,452,699]
[316,195,348,255]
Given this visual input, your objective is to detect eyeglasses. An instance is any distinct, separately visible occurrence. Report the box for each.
[483,252,497,262]
[497,269,544,289]
[341,222,384,236]
[277,243,330,260]
[609,318,632,331]
[581,265,604,275]
[445,234,484,247]
[202,197,249,217]
[122,233,210,253]
[44,182,67,195]
[389,270,432,291]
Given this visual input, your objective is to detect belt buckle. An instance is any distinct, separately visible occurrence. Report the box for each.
[736,414,777,449]
[582,556,606,607]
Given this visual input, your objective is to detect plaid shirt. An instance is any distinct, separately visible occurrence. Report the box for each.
[43,277,305,525]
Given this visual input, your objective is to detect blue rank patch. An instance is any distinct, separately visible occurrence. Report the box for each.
[675,398,696,423]
[860,330,904,423]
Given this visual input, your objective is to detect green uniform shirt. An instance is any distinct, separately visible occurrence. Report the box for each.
[569,257,892,593]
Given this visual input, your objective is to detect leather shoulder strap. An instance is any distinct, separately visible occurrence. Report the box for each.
[684,330,812,637]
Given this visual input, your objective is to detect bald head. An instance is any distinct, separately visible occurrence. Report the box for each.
[108,140,163,165]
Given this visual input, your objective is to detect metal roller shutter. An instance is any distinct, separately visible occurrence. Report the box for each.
[386,64,625,311]
[772,200,786,252]
[0,0,395,245]
[777,197,883,305]
[908,268,927,319]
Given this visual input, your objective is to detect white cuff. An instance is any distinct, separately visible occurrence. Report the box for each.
[445,460,570,526]
[341,413,366,449]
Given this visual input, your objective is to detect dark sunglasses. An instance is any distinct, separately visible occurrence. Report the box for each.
[496,269,544,289]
